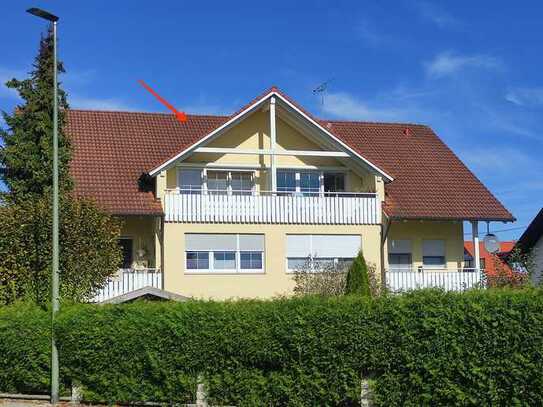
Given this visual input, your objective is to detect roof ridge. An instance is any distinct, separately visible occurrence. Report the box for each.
[66,108,228,119]
[323,119,430,127]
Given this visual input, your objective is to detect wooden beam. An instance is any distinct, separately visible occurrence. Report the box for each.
[270,97,277,191]
[194,147,349,157]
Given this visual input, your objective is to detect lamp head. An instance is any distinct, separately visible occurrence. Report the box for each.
[27,8,59,22]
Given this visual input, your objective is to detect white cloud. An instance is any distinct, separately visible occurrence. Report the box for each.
[321,92,414,122]
[69,96,138,111]
[425,52,501,78]
[354,19,383,46]
[505,87,543,107]
[414,1,459,28]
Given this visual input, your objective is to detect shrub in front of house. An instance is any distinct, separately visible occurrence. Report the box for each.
[1,289,543,405]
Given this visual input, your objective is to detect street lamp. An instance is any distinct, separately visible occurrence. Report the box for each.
[26,7,60,405]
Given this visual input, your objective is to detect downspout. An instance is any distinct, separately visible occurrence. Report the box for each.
[380,216,392,288]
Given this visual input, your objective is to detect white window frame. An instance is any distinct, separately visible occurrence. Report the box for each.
[185,234,265,274]
[276,169,347,195]
[177,167,256,195]
[285,234,359,273]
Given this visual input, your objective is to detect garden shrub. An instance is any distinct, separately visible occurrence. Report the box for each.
[1,289,543,405]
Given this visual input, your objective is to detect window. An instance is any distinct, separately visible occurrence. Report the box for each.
[422,240,446,269]
[207,170,228,195]
[323,172,345,193]
[177,168,254,195]
[300,171,320,196]
[388,239,412,272]
[213,251,236,269]
[178,169,202,194]
[276,170,346,195]
[185,234,264,273]
[277,170,296,194]
[286,234,361,272]
[118,238,133,269]
[240,252,263,270]
[231,172,253,195]
[186,251,209,269]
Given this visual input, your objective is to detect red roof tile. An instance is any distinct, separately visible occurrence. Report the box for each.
[66,89,514,221]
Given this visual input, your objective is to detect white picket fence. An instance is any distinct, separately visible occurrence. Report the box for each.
[164,190,381,225]
[386,268,484,292]
[92,268,163,303]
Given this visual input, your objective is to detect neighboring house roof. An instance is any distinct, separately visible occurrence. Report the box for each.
[515,208,543,253]
[464,241,515,274]
[66,87,514,221]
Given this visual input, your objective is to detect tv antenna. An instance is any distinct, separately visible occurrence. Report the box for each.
[313,79,333,105]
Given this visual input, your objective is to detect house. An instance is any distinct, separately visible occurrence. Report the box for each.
[464,240,515,274]
[66,87,514,300]
[514,208,543,284]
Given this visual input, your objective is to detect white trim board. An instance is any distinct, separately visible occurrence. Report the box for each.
[148,91,394,182]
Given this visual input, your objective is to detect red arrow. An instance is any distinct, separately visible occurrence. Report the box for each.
[137,80,187,123]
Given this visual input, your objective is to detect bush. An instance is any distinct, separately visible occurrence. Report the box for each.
[0,303,51,394]
[1,289,543,405]
[345,251,371,296]
[292,258,347,296]
[0,196,122,305]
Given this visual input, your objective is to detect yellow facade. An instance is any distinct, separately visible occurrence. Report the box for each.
[119,102,466,299]
[163,223,381,299]
[385,220,464,270]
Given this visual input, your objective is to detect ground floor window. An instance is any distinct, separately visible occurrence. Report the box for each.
[286,234,361,272]
[185,234,264,273]
[388,239,412,272]
[422,240,446,269]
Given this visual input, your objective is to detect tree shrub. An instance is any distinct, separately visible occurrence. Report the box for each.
[0,196,122,305]
[345,251,371,296]
[1,289,543,405]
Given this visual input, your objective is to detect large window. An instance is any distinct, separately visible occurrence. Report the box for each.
[422,240,446,269]
[177,168,254,195]
[388,239,412,272]
[185,234,264,273]
[276,170,346,196]
[178,169,202,194]
[286,234,361,272]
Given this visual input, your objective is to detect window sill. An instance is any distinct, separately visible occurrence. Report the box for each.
[184,270,265,275]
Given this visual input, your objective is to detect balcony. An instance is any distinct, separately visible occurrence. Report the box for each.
[92,268,162,303]
[164,190,381,225]
[386,268,483,292]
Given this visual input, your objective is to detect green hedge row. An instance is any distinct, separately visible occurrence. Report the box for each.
[1,289,543,405]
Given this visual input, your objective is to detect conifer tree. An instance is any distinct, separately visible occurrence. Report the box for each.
[345,251,371,297]
[0,25,71,202]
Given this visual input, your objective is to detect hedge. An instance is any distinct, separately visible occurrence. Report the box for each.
[1,289,543,405]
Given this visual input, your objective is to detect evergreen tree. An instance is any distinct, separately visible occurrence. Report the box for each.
[0,25,71,203]
[345,251,371,297]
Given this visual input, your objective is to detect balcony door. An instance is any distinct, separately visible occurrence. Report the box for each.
[119,238,134,269]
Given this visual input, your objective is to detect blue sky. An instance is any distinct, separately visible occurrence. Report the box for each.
[1,1,542,240]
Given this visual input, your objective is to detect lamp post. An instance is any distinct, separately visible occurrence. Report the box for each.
[26,7,60,405]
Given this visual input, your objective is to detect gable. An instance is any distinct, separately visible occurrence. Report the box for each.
[148,89,394,181]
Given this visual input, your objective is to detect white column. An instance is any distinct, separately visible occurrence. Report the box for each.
[269,97,277,192]
[471,221,481,273]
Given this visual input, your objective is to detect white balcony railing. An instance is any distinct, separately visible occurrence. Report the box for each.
[164,190,381,225]
[386,268,484,292]
[92,268,163,303]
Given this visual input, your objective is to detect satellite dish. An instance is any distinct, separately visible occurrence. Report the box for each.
[483,233,500,254]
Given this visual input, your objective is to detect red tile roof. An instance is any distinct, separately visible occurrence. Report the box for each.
[66,89,514,221]
[464,241,515,274]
